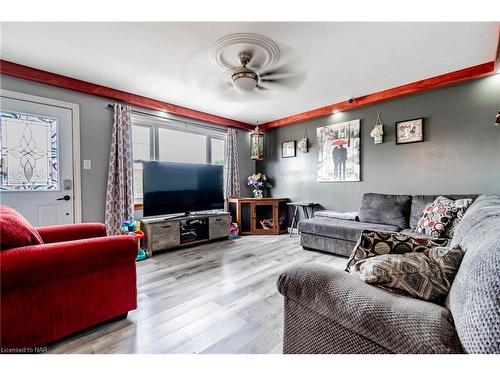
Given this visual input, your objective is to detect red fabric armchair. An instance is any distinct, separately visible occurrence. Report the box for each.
[0,214,138,350]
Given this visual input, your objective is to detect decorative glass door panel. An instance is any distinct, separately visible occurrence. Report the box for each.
[0,92,75,226]
[1,112,58,190]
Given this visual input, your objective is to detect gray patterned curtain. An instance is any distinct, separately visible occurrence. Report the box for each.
[104,104,134,235]
[224,128,240,209]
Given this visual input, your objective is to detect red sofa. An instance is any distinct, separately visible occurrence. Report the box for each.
[0,206,138,350]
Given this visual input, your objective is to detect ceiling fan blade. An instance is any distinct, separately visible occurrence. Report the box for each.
[216,80,267,102]
[259,64,294,78]
[260,78,288,83]
[222,68,234,79]
[260,73,295,81]
[259,70,308,90]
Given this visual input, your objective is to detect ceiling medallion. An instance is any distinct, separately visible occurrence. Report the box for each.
[213,33,280,72]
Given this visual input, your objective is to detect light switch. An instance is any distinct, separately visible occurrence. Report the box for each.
[83,159,92,169]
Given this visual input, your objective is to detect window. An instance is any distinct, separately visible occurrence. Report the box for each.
[131,125,151,205]
[211,138,225,165]
[132,126,151,161]
[131,115,226,206]
[158,128,207,164]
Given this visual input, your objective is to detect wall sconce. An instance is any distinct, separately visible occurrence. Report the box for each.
[250,125,264,160]
[370,113,384,144]
[495,111,500,127]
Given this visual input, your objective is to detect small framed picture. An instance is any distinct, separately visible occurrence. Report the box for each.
[282,140,297,158]
[395,118,424,144]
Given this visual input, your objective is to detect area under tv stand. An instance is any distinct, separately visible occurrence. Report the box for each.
[140,211,231,257]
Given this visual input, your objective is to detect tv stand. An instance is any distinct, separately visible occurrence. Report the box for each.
[140,212,230,257]
[163,212,191,221]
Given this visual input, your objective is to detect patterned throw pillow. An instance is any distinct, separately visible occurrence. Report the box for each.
[434,196,473,238]
[414,199,459,238]
[345,230,449,272]
[349,245,464,302]
[424,246,464,284]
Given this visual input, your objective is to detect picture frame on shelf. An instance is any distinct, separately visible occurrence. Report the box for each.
[282,140,297,158]
[395,118,424,144]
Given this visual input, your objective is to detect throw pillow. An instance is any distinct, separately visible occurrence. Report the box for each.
[0,205,43,250]
[349,245,464,302]
[424,245,464,284]
[414,199,459,238]
[358,193,412,229]
[346,230,449,272]
[434,196,473,238]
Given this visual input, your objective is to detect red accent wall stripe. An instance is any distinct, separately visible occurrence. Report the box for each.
[0,60,255,131]
[260,61,496,130]
[1,59,496,132]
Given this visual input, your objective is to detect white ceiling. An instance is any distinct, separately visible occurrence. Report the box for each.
[1,22,498,124]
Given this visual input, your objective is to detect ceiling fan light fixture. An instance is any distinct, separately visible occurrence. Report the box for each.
[231,68,258,91]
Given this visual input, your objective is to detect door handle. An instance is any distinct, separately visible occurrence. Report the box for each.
[57,195,71,201]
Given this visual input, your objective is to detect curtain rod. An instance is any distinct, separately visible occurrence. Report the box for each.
[106,104,229,133]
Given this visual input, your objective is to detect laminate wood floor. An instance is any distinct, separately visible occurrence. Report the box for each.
[48,235,346,354]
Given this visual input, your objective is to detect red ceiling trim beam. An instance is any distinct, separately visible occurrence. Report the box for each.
[260,61,496,131]
[0,60,254,131]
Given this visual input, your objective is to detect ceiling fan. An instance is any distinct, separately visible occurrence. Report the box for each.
[229,51,302,92]
[181,34,306,101]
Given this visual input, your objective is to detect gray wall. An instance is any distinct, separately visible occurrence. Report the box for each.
[0,75,255,222]
[237,130,255,197]
[258,75,500,218]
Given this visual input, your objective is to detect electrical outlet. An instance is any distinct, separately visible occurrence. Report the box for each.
[83,159,92,169]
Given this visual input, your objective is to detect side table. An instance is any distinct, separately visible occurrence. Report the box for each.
[287,202,317,237]
[228,198,289,235]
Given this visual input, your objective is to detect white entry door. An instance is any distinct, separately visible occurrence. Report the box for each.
[0,90,81,226]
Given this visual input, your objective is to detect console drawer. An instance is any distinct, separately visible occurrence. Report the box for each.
[151,222,180,250]
[209,215,230,239]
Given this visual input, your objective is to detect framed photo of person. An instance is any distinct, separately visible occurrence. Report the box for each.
[282,140,297,158]
[395,118,424,144]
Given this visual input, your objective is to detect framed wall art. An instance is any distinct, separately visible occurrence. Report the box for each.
[395,118,424,144]
[317,119,360,182]
[281,140,296,158]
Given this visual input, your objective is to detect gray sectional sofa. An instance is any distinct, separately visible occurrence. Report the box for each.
[278,194,500,353]
[299,193,478,256]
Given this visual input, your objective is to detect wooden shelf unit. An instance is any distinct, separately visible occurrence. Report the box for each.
[228,198,288,235]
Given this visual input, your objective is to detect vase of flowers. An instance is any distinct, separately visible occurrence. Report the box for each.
[247,173,272,199]
[254,189,264,199]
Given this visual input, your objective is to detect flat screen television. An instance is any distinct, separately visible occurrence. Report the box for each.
[142,161,224,217]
